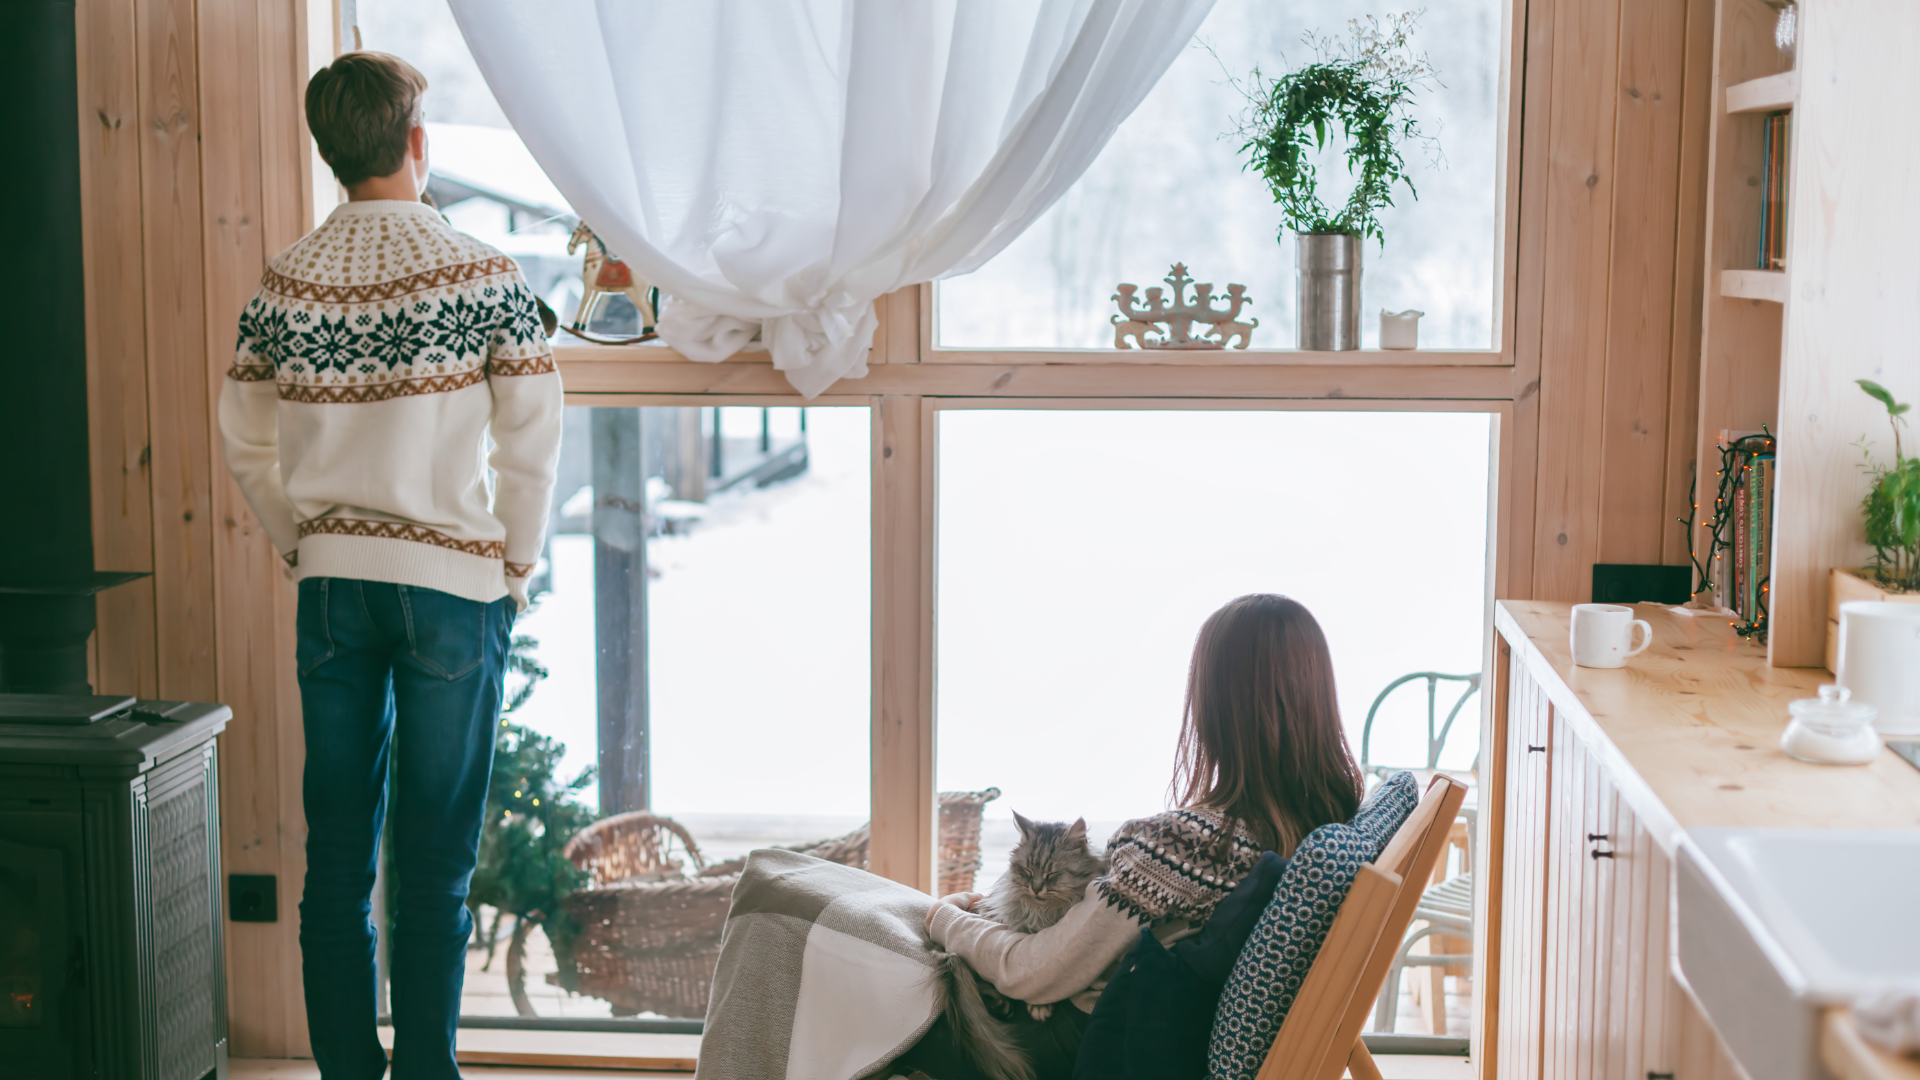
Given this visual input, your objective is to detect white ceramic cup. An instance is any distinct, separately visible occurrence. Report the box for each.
[1571,603,1653,668]
[1836,601,1920,735]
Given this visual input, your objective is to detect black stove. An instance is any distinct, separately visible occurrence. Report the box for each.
[0,693,231,1080]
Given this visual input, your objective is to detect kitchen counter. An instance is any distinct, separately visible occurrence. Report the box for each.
[1495,600,1920,852]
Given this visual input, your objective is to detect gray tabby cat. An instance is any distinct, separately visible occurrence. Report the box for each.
[934,813,1109,1080]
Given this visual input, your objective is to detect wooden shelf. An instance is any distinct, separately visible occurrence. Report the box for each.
[1720,268,1788,303]
[1727,70,1798,113]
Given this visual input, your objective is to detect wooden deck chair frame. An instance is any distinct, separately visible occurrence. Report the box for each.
[1255,774,1470,1080]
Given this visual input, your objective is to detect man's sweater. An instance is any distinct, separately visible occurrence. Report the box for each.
[218,199,563,608]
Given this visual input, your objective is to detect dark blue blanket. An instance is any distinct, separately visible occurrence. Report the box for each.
[1072,851,1289,1080]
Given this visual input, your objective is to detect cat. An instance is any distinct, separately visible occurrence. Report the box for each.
[934,812,1109,1080]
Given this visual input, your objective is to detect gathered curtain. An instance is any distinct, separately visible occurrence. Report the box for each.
[449,0,1216,396]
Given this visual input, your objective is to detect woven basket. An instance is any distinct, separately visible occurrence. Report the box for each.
[555,787,1000,1018]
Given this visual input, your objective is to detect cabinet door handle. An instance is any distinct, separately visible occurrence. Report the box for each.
[1591,848,1615,859]
[1649,1073,1674,1079]
[1527,744,1547,753]
[1587,833,1609,841]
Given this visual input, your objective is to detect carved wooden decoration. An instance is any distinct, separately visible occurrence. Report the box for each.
[1111,263,1257,349]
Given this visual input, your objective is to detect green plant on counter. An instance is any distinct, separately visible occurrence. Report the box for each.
[1227,12,1439,244]
[1858,379,1920,591]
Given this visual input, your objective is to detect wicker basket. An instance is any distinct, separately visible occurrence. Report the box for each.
[553,787,1001,1018]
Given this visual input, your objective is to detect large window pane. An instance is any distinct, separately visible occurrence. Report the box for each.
[935,409,1489,1031]
[937,0,1502,349]
[446,406,870,1021]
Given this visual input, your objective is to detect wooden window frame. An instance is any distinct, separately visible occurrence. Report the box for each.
[556,0,1524,883]
[564,380,1513,895]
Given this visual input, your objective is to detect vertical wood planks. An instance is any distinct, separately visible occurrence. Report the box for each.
[1503,0,1556,602]
[1492,655,1552,1080]
[258,0,314,1053]
[1597,0,1691,566]
[1544,709,1578,1079]
[1692,0,1789,587]
[83,0,317,1050]
[77,0,161,697]
[1601,779,1636,1079]
[1471,641,1511,1077]
[1659,0,1718,569]
[869,396,934,891]
[198,0,303,1055]
[1768,0,1920,665]
[1530,0,1622,601]
[136,0,219,701]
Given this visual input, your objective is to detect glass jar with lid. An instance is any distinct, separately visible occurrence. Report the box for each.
[1780,684,1881,765]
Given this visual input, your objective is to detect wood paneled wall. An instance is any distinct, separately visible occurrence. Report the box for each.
[1767,1,1920,666]
[78,0,1720,1057]
[1503,0,1716,604]
[76,0,316,1057]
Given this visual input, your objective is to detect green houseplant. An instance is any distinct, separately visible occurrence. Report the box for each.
[1230,14,1437,350]
[1857,379,1920,591]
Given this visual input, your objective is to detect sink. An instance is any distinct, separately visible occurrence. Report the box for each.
[1677,829,1920,1080]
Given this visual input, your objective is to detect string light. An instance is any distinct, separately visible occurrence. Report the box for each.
[1679,428,1775,642]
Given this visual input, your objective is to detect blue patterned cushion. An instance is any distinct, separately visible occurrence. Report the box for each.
[1206,772,1421,1080]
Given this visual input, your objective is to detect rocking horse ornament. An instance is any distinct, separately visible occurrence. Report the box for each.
[565,222,660,344]
[1111,263,1257,349]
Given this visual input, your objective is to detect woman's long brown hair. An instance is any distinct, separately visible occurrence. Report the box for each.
[1171,594,1365,855]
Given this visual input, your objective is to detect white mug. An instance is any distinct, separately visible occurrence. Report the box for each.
[1571,603,1653,668]
[1836,601,1920,735]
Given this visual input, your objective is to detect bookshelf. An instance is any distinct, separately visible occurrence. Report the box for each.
[1693,0,1794,626]
[1725,70,1798,114]
[1718,269,1787,303]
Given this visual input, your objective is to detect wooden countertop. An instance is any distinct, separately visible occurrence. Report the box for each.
[1495,601,1920,852]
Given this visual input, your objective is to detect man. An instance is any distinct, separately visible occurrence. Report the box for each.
[218,51,562,1078]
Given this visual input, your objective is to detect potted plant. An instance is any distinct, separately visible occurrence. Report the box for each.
[1828,380,1920,667]
[1230,15,1437,350]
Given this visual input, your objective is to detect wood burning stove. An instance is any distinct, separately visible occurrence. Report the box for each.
[0,694,230,1080]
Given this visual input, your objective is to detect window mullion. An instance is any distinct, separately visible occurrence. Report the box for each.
[869,394,936,891]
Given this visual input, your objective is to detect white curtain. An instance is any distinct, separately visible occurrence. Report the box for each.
[449,0,1216,396]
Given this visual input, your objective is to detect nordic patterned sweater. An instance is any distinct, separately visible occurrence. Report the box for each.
[217,199,563,609]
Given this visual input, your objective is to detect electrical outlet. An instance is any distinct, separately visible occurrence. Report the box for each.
[228,874,277,922]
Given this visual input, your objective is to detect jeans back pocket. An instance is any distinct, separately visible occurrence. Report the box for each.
[295,578,336,677]
[398,586,487,680]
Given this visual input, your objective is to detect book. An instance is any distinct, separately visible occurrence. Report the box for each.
[1759,112,1791,269]
[1733,475,1749,619]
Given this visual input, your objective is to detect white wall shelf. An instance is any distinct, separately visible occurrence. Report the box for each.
[1726,70,1798,113]
[1720,268,1788,303]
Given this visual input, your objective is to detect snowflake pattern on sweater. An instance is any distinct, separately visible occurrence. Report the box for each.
[229,213,552,403]
[217,200,562,607]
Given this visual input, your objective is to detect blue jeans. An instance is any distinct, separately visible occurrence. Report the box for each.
[296,578,513,1080]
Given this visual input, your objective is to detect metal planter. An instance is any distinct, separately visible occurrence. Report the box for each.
[1297,233,1362,351]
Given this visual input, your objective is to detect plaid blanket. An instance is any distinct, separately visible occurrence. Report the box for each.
[696,849,941,1080]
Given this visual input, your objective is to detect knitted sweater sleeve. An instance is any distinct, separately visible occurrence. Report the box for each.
[926,884,1145,1005]
[217,291,301,561]
[486,275,564,610]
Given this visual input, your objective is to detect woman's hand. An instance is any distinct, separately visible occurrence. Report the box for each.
[925,891,985,933]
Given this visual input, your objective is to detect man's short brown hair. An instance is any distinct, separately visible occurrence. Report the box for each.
[306,52,428,187]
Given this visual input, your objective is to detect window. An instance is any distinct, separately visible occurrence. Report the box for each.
[936,0,1504,351]
[935,407,1491,890]
[354,0,1514,1043]
[384,404,872,1022]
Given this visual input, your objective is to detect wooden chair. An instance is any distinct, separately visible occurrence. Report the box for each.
[1255,773,1469,1080]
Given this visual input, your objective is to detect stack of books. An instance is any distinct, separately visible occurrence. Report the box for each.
[1759,112,1790,269]
[1729,451,1776,625]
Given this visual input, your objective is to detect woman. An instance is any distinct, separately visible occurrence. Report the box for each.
[894,593,1367,1079]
